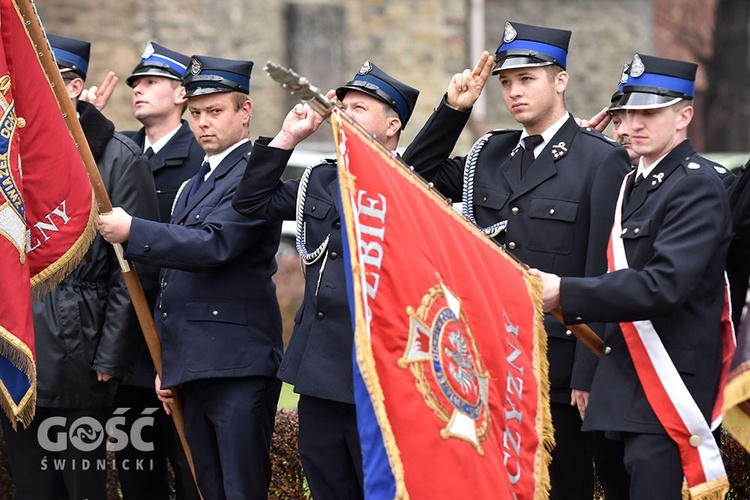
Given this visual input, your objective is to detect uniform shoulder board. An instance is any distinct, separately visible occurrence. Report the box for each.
[579,126,618,145]
[486,128,521,136]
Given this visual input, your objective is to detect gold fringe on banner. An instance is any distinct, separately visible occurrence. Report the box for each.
[0,326,36,429]
[29,192,98,300]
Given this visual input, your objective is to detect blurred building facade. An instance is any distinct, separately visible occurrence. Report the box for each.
[38,0,656,151]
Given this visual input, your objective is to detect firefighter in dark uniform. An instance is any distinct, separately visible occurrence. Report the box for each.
[124,41,204,223]
[401,22,632,499]
[232,62,419,500]
[532,54,732,500]
[99,55,283,500]
[114,41,203,500]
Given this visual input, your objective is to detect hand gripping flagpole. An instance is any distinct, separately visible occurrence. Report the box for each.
[18,1,203,496]
[264,61,604,357]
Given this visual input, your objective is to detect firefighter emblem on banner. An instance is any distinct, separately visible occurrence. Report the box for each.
[400,280,491,454]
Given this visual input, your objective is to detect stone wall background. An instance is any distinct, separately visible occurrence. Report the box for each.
[37,0,655,152]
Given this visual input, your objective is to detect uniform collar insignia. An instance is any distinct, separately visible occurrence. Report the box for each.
[551,141,568,160]
[510,143,521,157]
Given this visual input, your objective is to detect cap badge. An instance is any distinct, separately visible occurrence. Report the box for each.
[142,41,155,59]
[503,22,517,43]
[630,54,645,78]
[190,57,202,76]
[619,63,630,85]
[358,61,373,76]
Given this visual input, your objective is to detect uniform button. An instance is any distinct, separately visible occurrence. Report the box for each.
[195,214,200,220]
[330,251,338,260]
[143,245,151,252]
[621,228,628,235]
[333,221,341,229]
[575,316,583,321]
[316,311,325,320]
[511,207,519,215]
[549,208,555,215]
[483,196,487,202]
[311,205,316,212]
[604,346,612,355]
[689,435,702,447]
[507,242,516,250]
[565,329,572,337]
[161,312,168,320]
[633,228,640,234]
[212,310,219,317]
[161,281,167,289]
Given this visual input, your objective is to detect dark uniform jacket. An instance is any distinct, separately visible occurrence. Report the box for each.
[560,139,731,433]
[402,98,631,402]
[123,120,203,387]
[123,119,204,223]
[34,101,159,409]
[125,141,283,388]
[233,140,353,403]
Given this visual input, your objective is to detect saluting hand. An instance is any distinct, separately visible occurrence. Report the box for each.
[80,71,119,111]
[577,106,611,133]
[446,51,494,112]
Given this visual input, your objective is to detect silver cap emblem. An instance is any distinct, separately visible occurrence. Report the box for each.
[503,22,517,44]
[358,61,372,75]
[141,41,155,59]
[190,57,202,76]
[630,54,645,78]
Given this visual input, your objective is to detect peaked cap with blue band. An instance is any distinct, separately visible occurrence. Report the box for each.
[127,41,190,87]
[335,61,419,130]
[48,34,91,81]
[616,54,697,109]
[492,21,571,74]
[183,55,253,98]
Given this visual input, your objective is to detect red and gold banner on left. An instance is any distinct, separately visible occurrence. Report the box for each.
[0,0,96,427]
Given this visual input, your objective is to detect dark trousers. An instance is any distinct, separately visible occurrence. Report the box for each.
[297,395,364,500]
[181,375,281,500]
[113,384,201,500]
[594,431,684,499]
[1,407,109,500]
[549,402,594,500]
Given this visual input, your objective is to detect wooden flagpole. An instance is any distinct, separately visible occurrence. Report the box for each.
[17,1,203,495]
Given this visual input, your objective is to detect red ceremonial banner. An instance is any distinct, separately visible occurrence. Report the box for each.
[0,0,96,427]
[333,109,552,500]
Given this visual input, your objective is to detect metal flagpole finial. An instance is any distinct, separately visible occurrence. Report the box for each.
[264,61,333,118]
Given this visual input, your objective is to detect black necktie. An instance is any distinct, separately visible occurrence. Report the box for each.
[145,147,154,159]
[187,161,211,202]
[625,172,643,204]
[521,135,544,178]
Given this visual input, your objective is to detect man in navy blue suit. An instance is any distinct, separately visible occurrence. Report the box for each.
[532,54,732,499]
[233,61,419,500]
[98,55,283,500]
[115,40,203,500]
